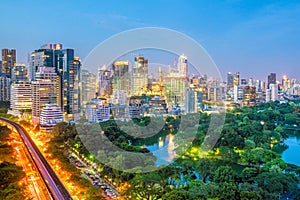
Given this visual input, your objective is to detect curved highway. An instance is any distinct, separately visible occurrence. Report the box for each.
[0,118,73,200]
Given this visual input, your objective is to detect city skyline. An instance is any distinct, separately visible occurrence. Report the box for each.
[0,1,300,80]
[1,2,300,200]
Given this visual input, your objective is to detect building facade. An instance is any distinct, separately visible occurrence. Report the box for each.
[10,82,32,111]
[131,56,148,96]
[29,44,81,121]
[1,49,16,77]
[31,67,57,125]
[80,69,96,103]
[112,61,130,94]
[0,74,10,101]
[40,103,64,134]
[12,63,27,82]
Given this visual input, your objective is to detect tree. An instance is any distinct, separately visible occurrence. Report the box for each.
[217,182,239,200]
[262,158,287,173]
[188,180,219,199]
[239,183,263,200]
[0,162,25,200]
[244,139,256,150]
[126,173,163,200]
[213,166,236,183]
[194,158,215,183]
[162,190,190,200]
[241,167,258,182]
[255,172,297,199]
[219,146,239,161]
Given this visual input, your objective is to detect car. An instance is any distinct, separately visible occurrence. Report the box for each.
[75,162,84,167]
[101,185,107,189]
[93,182,99,188]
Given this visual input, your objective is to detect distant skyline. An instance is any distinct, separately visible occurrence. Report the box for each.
[1,0,300,81]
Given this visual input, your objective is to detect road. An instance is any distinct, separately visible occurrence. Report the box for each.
[67,149,120,198]
[0,118,73,200]
[14,143,50,200]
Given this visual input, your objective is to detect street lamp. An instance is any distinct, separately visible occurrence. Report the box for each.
[260,121,265,131]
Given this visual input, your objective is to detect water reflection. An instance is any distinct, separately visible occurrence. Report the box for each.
[145,134,176,166]
[282,136,300,166]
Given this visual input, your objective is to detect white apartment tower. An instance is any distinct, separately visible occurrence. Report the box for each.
[178,54,188,77]
[270,83,278,101]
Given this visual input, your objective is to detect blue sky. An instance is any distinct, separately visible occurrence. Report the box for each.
[1,0,300,80]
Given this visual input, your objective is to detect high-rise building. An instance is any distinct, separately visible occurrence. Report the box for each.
[233,85,243,103]
[12,63,27,82]
[269,83,278,101]
[31,67,57,125]
[267,73,276,89]
[178,54,188,77]
[233,72,240,86]
[243,86,256,105]
[241,79,247,85]
[208,86,224,102]
[227,72,234,90]
[30,44,81,121]
[248,78,254,86]
[1,49,16,77]
[97,66,112,97]
[164,72,186,106]
[282,75,291,91]
[254,80,262,92]
[29,48,55,81]
[112,61,130,94]
[70,56,81,120]
[131,56,148,96]
[80,69,96,103]
[10,82,32,112]
[266,89,271,102]
[185,88,196,113]
[0,74,10,101]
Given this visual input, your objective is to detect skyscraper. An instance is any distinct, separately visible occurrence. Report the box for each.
[55,49,81,121]
[243,86,256,105]
[178,54,188,77]
[227,72,234,90]
[97,66,112,97]
[112,61,130,93]
[1,49,16,77]
[233,72,240,86]
[29,48,55,81]
[10,82,32,112]
[282,75,290,91]
[80,69,96,103]
[131,56,148,96]
[31,67,57,125]
[30,44,81,121]
[241,78,247,85]
[12,63,27,82]
[0,74,10,101]
[208,86,224,102]
[164,71,186,106]
[267,73,276,89]
[269,83,278,101]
